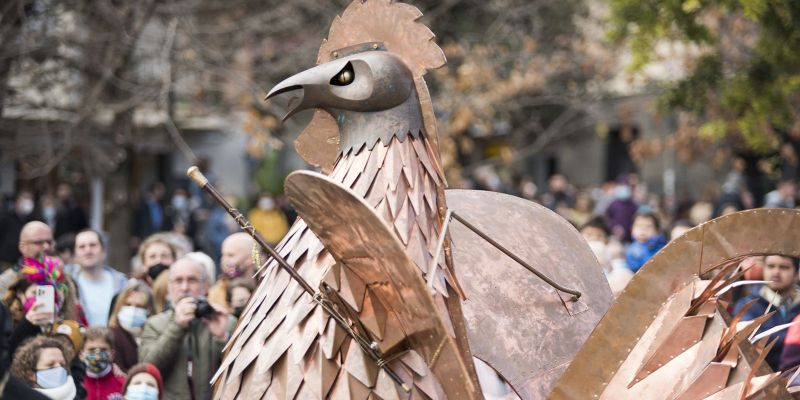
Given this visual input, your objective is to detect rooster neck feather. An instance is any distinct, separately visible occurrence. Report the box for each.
[331,86,425,156]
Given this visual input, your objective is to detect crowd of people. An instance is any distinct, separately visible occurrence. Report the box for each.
[510,172,800,373]
[0,179,290,400]
[0,169,798,399]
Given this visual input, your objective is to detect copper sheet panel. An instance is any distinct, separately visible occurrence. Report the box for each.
[284,170,476,398]
[550,209,800,399]
[445,189,612,399]
[672,362,732,400]
[295,110,340,174]
[631,314,710,385]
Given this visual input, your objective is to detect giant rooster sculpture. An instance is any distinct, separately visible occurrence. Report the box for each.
[204,1,800,399]
[210,0,610,399]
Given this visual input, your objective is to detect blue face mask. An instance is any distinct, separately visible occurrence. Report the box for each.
[118,306,149,332]
[36,366,68,389]
[125,384,159,400]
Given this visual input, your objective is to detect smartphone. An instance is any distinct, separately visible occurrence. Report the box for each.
[34,285,55,324]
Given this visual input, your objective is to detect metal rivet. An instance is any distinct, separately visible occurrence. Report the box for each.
[333,51,339,58]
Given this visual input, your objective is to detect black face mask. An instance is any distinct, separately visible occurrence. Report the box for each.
[232,306,245,319]
[147,263,169,280]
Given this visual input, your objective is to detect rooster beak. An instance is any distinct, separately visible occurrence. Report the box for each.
[265,59,350,123]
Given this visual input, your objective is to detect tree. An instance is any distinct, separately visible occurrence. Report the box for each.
[418,0,615,184]
[608,0,800,180]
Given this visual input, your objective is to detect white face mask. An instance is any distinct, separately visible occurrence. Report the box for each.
[171,195,188,209]
[19,199,34,215]
[36,366,69,389]
[258,198,275,210]
[125,383,159,400]
[587,240,607,260]
[43,206,56,220]
[117,306,149,334]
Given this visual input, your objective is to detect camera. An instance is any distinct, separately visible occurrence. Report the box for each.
[194,297,216,319]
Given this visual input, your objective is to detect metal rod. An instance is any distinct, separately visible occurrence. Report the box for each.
[187,166,316,296]
[450,212,582,299]
[186,166,410,392]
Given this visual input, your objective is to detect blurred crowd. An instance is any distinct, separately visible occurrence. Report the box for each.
[0,179,293,400]
[467,169,800,374]
[1,168,799,399]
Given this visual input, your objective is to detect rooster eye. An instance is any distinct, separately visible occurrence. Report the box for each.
[330,62,354,86]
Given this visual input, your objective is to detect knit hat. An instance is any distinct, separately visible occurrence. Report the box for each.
[50,319,85,355]
[124,362,164,400]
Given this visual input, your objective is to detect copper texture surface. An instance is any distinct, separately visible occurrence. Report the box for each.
[445,189,613,399]
[292,0,446,176]
[285,170,476,398]
[549,209,800,400]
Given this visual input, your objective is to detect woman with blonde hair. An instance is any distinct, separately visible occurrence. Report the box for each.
[107,281,154,372]
[134,235,178,283]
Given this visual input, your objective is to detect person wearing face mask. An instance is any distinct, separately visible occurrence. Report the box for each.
[134,236,178,284]
[10,335,77,400]
[224,278,255,319]
[208,233,260,310]
[54,183,88,241]
[2,255,84,355]
[579,217,632,297]
[40,195,58,233]
[107,282,154,372]
[164,189,196,242]
[248,194,288,246]
[81,327,125,400]
[0,192,38,268]
[604,179,639,242]
[122,363,162,400]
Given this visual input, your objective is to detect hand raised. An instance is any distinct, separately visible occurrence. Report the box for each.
[173,297,197,328]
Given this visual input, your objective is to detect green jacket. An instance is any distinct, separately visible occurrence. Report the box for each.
[138,309,233,400]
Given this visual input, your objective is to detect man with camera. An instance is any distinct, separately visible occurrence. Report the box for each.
[138,255,234,400]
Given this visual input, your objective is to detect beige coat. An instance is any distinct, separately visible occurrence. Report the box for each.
[139,309,234,400]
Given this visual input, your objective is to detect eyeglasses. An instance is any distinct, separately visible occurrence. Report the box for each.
[24,239,54,247]
[169,277,203,286]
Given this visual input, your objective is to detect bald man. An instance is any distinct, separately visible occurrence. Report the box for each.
[208,232,261,308]
[0,221,55,296]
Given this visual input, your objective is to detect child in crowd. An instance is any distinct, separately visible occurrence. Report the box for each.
[580,216,632,296]
[625,212,667,272]
[123,363,163,400]
[668,219,693,242]
[81,327,126,400]
[226,277,256,318]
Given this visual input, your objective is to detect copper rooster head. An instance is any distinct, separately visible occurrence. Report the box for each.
[267,46,415,122]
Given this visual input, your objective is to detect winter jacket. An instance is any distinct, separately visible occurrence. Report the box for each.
[625,234,667,272]
[733,285,800,371]
[83,367,125,400]
[138,309,234,400]
[108,326,138,372]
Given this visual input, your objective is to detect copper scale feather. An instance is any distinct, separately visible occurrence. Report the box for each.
[212,123,460,399]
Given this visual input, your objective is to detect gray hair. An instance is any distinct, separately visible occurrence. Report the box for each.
[170,255,211,283]
[184,251,217,284]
